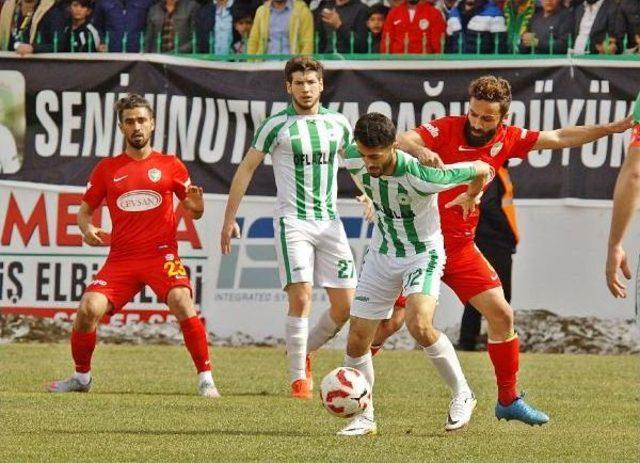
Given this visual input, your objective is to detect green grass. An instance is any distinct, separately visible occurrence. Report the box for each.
[0,345,638,463]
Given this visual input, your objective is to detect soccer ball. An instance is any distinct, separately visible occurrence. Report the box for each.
[320,367,372,418]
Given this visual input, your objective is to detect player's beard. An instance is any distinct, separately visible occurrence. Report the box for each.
[367,155,393,178]
[128,132,151,150]
[293,94,319,111]
[464,118,497,147]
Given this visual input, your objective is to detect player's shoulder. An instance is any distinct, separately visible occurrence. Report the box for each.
[93,152,126,171]
[343,143,361,159]
[503,124,532,143]
[418,115,463,135]
[319,106,350,125]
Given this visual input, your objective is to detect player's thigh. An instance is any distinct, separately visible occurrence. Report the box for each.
[166,286,197,321]
[315,219,357,289]
[346,316,381,357]
[274,217,315,288]
[442,242,502,304]
[144,251,193,306]
[401,246,445,301]
[84,259,142,314]
[350,250,403,321]
[467,286,512,335]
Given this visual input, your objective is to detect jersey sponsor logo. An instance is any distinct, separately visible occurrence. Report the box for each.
[490,142,503,157]
[116,190,162,212]
[422,123,439,138]
[113,175,128,182]
[148,168,162,183]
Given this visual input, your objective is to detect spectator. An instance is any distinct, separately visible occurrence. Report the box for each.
[592,29,617,53]
[572,0,621,54]
[446,0,507,53]
[314,0,369,53]
[247,0,314,55]
[145,0,198,53]
[519,0,573,53]
[366,2,388,52]
[381,0,446,53]
[616,0,639,51]
[503,0,535,50]
[60,0,101,52]
[92,0,155,52]
[231,6,254,52]
[435,0,459,20]
[459,167,519,351]
[624,24,640,54]
[0,0,67,54]
[194,0,234,54]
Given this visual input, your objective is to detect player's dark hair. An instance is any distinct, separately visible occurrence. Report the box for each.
[354,113,396,148]
[115,93,153,123]
[284,56,323,83]
[468,75,512,116]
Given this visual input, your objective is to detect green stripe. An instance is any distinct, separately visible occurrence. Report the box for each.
[397,184,426,254]
[324,119,337,220]
[289,121,307,219]
[262,121,286,154]
[421,249,439,295]
[308,121,323,220]
[379,178,405,258]
[363,174,388,255]
[279,218,292,285]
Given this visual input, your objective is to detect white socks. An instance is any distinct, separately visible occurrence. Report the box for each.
[286,316,309,383]
[307,309,342,353]
[344,352,375,420]
[73,371,91,385]
[423,333,471,396]
[198,370,214,386]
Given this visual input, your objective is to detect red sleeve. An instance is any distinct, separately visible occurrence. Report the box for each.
[414,118,446,152]
[172,157,191,200]
[508,126,540,159]
[82,162,107,209]
[427,8,445,53]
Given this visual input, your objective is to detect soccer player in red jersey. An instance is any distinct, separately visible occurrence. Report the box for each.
[371,76,633,425]
[47,94,219,398]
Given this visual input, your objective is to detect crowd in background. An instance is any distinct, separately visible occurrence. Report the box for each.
[0,0,638,56]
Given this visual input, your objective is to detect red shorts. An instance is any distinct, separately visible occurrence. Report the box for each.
[393,240,501,308]
[86,249,192,313]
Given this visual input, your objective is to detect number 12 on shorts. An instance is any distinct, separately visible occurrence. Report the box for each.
[337,259,355,279]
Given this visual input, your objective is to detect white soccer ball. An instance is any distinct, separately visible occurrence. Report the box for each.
[320,367,372,418]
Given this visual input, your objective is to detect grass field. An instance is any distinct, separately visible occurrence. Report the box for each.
[0,344,638,463]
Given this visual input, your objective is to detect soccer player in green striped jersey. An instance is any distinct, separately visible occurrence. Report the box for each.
[220,57,373,400]
[335,113,492,436]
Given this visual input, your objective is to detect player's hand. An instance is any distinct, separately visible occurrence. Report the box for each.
[220,221,241,255]
[83,224,108,246]
[444,191,481,220]
[185,185,204,209]
[357,194,375,223]
[607,115,634,134]
[606,243,631,298]
[415,147,444,168]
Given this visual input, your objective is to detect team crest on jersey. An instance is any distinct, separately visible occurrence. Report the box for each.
[419,19,429,30]
[148,168,161,182]
[490,142,503,157]
[397,193,412,206]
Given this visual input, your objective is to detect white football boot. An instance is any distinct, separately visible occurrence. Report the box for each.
[445,390,477,431]
[337,414,378,436]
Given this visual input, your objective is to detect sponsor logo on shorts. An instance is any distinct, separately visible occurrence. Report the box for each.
[165,254,175,261]
[116,190,162,212]
[355,296,370,302]
[292,266,305,272]
[88,279,107,286]
[148,168,162,182]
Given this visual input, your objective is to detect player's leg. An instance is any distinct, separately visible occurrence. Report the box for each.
[371,298,406,356]
[285,282,314,399]
[165,286,219,398]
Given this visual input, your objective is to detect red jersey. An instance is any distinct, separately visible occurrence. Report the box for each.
[82,151,191,259]
[414,116,539,251]
[380,3,445,54]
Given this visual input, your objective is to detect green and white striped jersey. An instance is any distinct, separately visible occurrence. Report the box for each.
[252,105,352,220]
[344,145,477,257]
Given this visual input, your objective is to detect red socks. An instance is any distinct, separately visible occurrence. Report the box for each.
[180,316,212,373]
[71,329,97,373]
[487,335,519,406]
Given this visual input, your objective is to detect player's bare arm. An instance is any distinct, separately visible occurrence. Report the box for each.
[445,161,493,220]
[181,185,204,220]
[606,144,640,298]
[396,130,444,168]
[77,201,107,246]
[533,115,633,150]
[221,148,265,254]
[338,147,375,223]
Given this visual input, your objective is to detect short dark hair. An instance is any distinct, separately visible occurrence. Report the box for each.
[70,0,94,8]
[114,94,153,122]
[468,75,512,116]
[354,113,396,148]
[368,3,389,19]
[284,56,323,83]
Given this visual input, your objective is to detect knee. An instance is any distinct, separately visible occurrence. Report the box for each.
[287,286,312,313]
[76,294,107,330]
[167,287,195,320]
[406,316,438,346]
[330,303,351,325]
[486,304,514,330]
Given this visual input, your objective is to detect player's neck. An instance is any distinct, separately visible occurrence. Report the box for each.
[125,145,153,160]
[292,100,320,116]
[382,151,398,176]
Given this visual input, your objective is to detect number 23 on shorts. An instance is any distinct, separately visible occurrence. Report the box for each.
[164,259,187,278]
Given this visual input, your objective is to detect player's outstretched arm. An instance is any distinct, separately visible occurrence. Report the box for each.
[606,144,640,298]
[533,115,634,151]
[444,161,493,220]
[181,185,205,220]
[77,201,108,246]
[397,130,444,168]
[221,148,265,255]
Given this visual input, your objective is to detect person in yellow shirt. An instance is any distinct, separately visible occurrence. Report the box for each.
[247,0,313,56]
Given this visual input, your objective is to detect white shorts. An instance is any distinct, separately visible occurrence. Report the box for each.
[351,245,445,320]
[274,216,357,289]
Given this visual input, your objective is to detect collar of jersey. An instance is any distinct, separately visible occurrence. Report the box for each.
[391,150,407,177]
[286,104,328,116]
